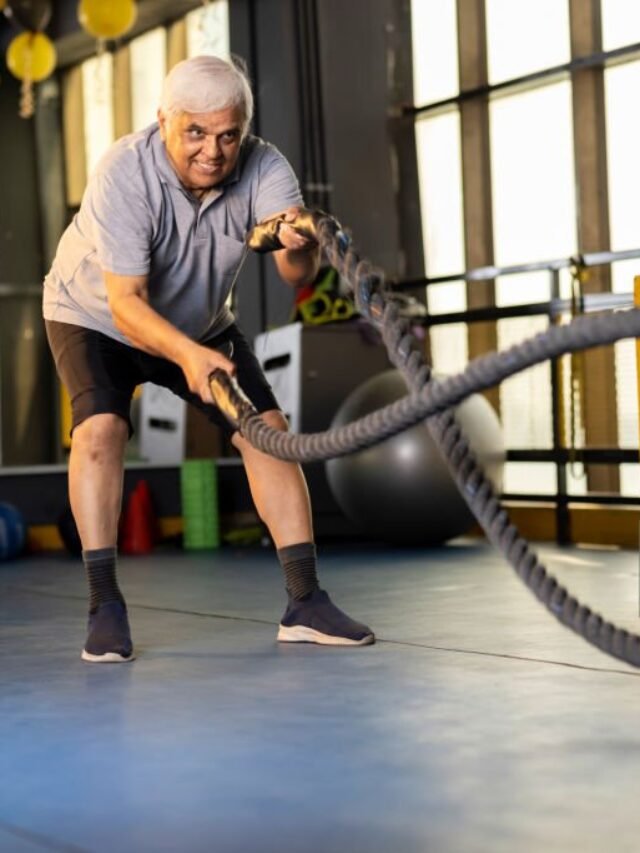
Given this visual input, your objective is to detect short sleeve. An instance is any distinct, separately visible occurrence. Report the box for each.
[84,158,153,276]
[253,147,304,224]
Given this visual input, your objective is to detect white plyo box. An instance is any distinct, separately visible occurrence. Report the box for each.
[139,383,186,464]
[254,322,303,431]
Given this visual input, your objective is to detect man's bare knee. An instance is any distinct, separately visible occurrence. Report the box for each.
[72,414,128,457]
[231,409,288,453]
[260,409,289,431]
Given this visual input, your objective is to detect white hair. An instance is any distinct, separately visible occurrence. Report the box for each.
[160,55,254,136]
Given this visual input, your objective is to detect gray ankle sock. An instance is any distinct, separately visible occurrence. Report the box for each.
[82,547,124,612]
[277,542,319,600]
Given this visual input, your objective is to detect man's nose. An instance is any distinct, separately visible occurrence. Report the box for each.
[202,135,221,159]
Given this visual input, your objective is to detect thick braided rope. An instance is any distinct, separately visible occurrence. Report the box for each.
[230,217,640,668]
[241,307,640,460]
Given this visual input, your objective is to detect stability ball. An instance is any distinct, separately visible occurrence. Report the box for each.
[0,502,26,560]
[326,370,505,545]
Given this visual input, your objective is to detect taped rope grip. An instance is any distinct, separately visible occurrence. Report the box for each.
[246,208,332,253]
[208,369,257,430]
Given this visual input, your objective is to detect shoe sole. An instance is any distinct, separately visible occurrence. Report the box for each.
[81,649,136,663]
[277,625,375,646]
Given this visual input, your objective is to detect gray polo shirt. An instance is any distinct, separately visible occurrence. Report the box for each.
[43,123,303,344]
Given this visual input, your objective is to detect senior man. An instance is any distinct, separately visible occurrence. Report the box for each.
[44,55,374,662]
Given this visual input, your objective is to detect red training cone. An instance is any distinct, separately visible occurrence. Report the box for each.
[120,480,158,555]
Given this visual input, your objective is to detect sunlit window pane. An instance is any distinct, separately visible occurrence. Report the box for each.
[610,259,637,295]
[620,463,640,496]
[498,316,553,448]
[566,465,588,496]
[615,339,639,448]
[490,82,577,266]
[503,462,556,494]
[131,28,166,132]
[82,53,114,178]
[426,281,466,314]
[426,282,467,376]
[186,0,229,58]
[415,110,465,277]
[485,0,570,83]
[411,0,459,105]
[495,272,550,307]
[601,0,640,51]
[605,61,640,253]
[429,324,468,376]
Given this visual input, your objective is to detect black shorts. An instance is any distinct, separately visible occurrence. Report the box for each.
[45,320,280,438]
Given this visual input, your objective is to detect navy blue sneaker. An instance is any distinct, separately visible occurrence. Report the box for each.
[81,601,135,663]
[278,589,375,646]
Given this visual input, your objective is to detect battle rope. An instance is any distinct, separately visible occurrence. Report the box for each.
[210,211,640,669]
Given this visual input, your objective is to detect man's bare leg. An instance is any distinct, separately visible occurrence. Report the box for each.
[233,410,374,645]
[69,414,135,662]
[69,414,128,549]
[232,410,313,550]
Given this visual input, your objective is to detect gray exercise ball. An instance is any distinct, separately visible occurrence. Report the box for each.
[325,370,505,545]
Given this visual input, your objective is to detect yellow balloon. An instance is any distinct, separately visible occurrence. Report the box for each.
[6,32,57,83]
[78,0,137,40]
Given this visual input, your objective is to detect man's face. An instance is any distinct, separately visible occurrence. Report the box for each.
[158,105,244,197]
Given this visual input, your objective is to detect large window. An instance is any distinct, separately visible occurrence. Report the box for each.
[411,0,640,513]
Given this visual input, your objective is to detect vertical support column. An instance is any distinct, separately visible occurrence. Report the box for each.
[456,0,499,412]
[112,45,132,139]
[569,0,619,492]
[389,0,425,282]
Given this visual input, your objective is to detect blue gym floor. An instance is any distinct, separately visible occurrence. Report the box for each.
[1,540,639,853]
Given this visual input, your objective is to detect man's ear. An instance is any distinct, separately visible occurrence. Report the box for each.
[157,109,167,140]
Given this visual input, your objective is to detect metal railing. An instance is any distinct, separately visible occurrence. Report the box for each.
[393,246,640,542]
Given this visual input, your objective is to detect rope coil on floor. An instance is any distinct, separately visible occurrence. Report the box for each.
[210,211,640,669]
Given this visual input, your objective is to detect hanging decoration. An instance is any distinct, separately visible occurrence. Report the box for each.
[6,31,56,117]
[4,0,55,119]
[77,0,137,41]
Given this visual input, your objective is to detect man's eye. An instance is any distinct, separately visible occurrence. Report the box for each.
[221,132,237,142]
[188,129,204,138]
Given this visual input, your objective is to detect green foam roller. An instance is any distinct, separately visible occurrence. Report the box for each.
[180,459,220,550]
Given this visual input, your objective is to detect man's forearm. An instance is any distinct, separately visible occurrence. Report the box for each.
[111,293,195,364]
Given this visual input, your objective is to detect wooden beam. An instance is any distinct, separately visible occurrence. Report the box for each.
[456,0,499,412]
[569,0,619,492]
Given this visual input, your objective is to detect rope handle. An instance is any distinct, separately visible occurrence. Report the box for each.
[246,208,333,253]
[208,369,258,426]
